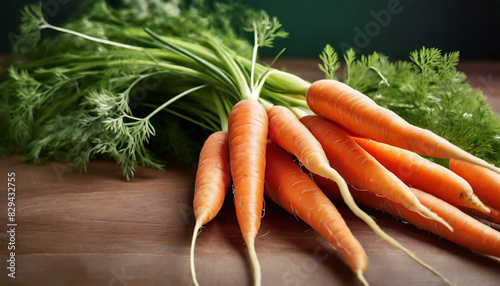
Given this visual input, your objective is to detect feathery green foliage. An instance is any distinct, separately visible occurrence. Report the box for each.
[1,0,264,179]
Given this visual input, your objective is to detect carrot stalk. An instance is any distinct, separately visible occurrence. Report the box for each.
[228,99,268,286]
[316,175,500,259]
[190,131,232,286]
[353,137,489,214]
[267,106,450,282]
[449,159,500,212]
[300,115,453,231]
[264,140,369,285]
[306,79,500,174]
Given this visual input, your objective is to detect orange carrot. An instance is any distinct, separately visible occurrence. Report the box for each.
[315,175,500,258]
[268,105,380,230]
[228,99,268,286]
[353,137,489,214]
[267,106,450,282]
[190,131,232,286]
[460,205,500,226]
[306,79,500,174]
[264,140,368,285]
[450,159,500,212]
[300,115,451,230]
[268,105,412,239]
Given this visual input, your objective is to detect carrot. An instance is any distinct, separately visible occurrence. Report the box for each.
[263,140,368,285]
[459,205,500,226]
[228,99,268,286]
[268,105,404,237]
[315,175,500,258]
[449,158,500,212]
[353,137,489,214]
[267,106,375,231]
[300,115,452,230]
[190,131,232,286]
[306,79,500,174]
[267,106,450,282]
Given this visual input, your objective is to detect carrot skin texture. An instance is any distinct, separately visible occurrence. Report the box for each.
[264,141,368,277]
[267,106,373,229]
[353,137,488,214]
[193,131,232,224]
[191,131,231,286]
[268,105,330,171]
[229,99,268,240]
[315,176,500,258]
[305,79,448,156]
[306,79,500,173]
[450,159,500,212]
[300,115,448,228]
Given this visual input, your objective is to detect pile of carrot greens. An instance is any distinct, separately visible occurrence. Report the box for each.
[2,1,500,285]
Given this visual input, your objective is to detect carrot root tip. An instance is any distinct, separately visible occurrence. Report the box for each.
[190,219,203,286]
[246,237,262,286]
[356,270,369,286]
[469,194,491,215]
[411,204,454,233]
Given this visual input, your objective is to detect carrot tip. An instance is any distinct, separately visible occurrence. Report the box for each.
[190,219,203,286]
[411,203,454,233]
[245,237,262,286]
[356,270,369,286]
[469,195,492,215]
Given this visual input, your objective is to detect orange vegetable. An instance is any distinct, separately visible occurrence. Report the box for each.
[268,105,414,246]
[353,137,489,214]
[315,175,500,258]
[300,115,451,230]
[450,159,500,212]
[264,140,368,285]
[306,79,500,174]
[190,131,232,286]
[267,106,448,282]
[228,99,268,286]
[460,205,500,226]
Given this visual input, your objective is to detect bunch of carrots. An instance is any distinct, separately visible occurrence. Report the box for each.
[4,2,500,285]
[190,78,500,286]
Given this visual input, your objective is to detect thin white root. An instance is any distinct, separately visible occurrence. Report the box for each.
[318,164,453,286]
[356,270,369,286]
[190,220,203,286]
[469,194,491,214]
[386,237,455,286]
[411,202,454,232]
[246,237,262,286]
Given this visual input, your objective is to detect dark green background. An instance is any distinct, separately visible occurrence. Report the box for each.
[2,0,499,61]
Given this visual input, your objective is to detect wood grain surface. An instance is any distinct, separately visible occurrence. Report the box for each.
[1,60,500,286]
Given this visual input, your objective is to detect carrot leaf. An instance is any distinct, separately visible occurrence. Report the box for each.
[318,44,340,80]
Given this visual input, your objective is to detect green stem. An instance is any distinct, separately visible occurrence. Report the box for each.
[144,85,207,120]
[204,38,251,100]
[40,23,144,51]
[157,108,219,133]
[213,93,229,132]
[144,28,240,97]
[250,24,259,91]
[261,89,309,108]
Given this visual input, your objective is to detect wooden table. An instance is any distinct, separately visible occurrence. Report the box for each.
[1,60,500,286]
